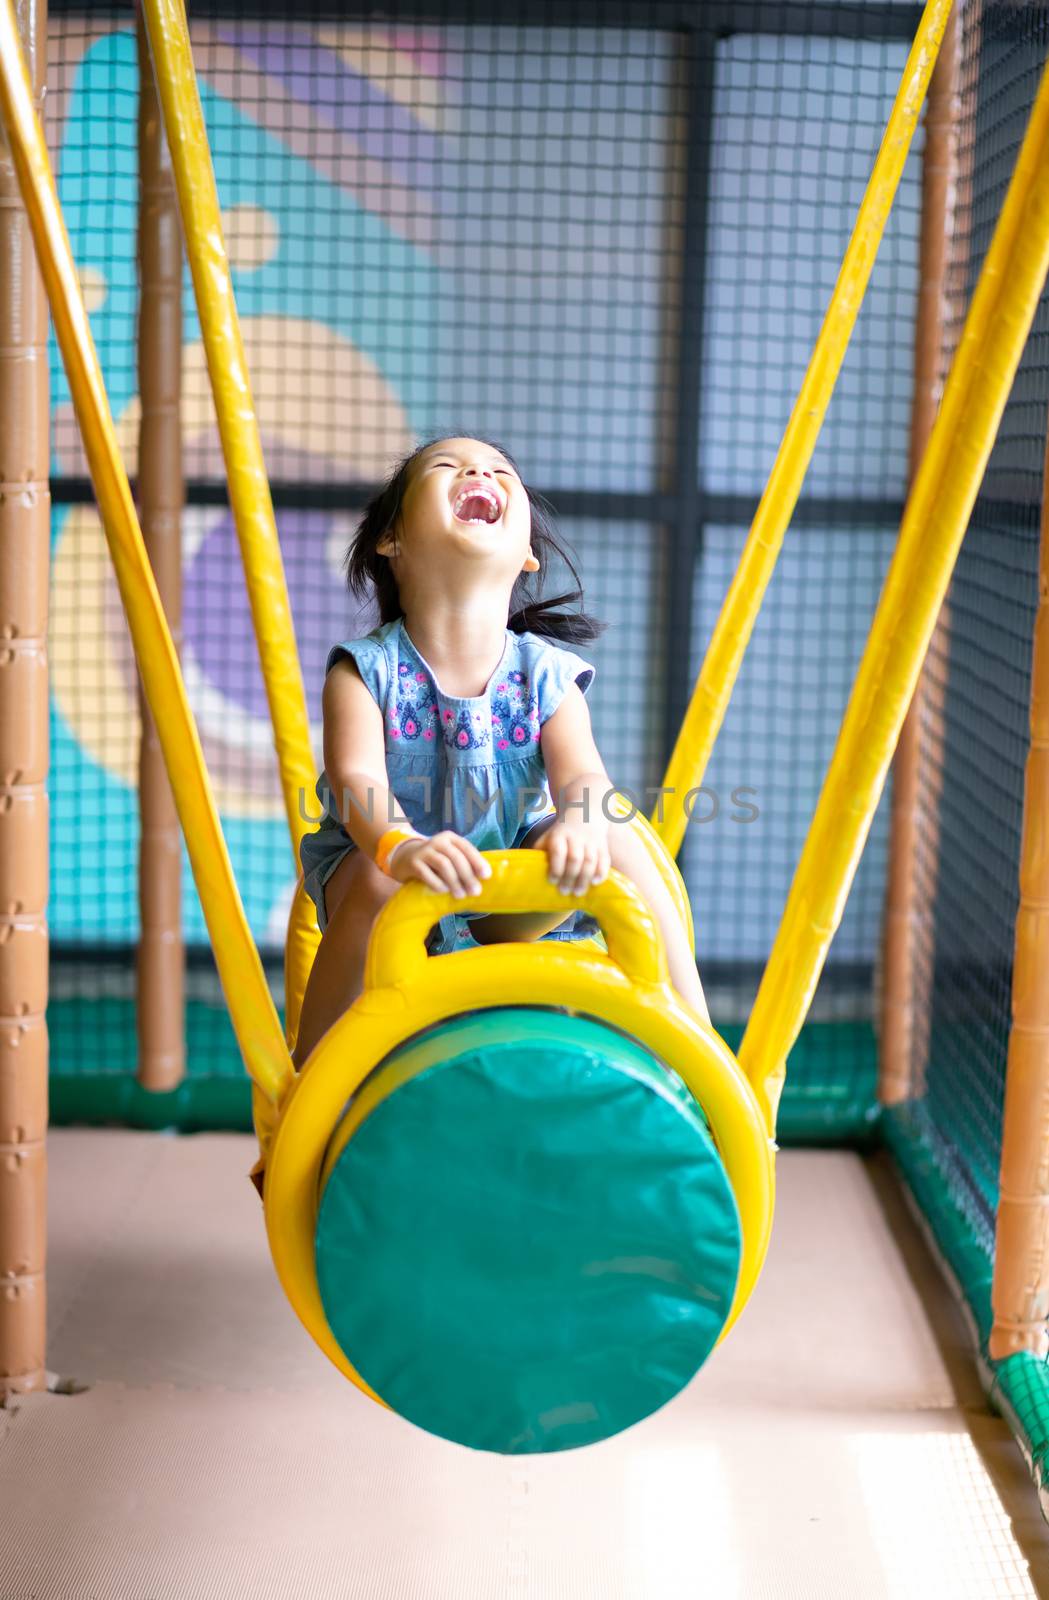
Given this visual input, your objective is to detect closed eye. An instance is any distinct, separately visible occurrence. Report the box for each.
[432,460,514,476]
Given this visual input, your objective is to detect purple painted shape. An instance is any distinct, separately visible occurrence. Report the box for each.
[183,509,377,724]
[217,24,442,191]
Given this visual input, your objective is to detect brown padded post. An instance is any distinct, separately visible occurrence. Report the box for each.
[989,394,1049,1361]
[0,0,47,1399]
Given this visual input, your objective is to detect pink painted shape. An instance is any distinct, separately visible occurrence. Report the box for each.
[387,30,446,79]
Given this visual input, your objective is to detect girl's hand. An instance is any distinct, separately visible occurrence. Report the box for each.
[389,830,492,900]
[541,819,611,896]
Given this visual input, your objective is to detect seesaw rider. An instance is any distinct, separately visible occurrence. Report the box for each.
[293,434,710,1068]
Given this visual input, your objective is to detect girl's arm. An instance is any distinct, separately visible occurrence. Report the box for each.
[322,657,490,900]
[470,682,612,944]
[539,682,614,889]
[321,656,410,859]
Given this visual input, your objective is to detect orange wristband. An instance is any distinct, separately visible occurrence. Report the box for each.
[374,824,423,877]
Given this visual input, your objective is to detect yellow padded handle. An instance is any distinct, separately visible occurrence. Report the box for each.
[363,849,670,994]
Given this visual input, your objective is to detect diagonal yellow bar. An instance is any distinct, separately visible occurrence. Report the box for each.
[740,55,1049,1137]
[140,0,316,859]
[0,0,293,1107]
[653,0,954,859]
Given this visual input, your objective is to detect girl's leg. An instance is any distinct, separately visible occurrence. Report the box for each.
[471,819,709,1027]
[468,816,576,946]
[291,849,402,1069]
[602,820,711,1024]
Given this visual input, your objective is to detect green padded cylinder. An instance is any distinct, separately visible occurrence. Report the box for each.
[315,1007,741,1454]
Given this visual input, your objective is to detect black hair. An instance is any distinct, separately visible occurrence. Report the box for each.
[343,432,605,646]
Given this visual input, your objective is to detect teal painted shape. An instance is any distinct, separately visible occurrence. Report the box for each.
[316,1008,741,1455]
[47,27,442,942]
[51,28,441,431]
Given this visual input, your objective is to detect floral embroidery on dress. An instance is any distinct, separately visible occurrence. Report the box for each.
[384,633,553,755]
[492,676,541,752]
[445,708,490,751]
[309,618,592,826]
[388,665,439,742]
[305,624,598,962]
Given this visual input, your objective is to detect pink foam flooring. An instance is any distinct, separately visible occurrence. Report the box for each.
[1,1131,1046,1598]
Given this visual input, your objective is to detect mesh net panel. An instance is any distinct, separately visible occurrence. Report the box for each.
[689,23,919,1113]
[904,0,1049,1260]
[44,1,921,1116]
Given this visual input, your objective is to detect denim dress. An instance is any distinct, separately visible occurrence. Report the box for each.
[299,615,601,956]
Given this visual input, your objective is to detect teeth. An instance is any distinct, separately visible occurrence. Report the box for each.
[452,484,500,523]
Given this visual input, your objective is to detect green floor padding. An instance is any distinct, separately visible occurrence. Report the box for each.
[48,999,878,1144]
[883,1103,1049,1514]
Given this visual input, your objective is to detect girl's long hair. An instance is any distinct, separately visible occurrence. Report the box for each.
[343,433,605,645]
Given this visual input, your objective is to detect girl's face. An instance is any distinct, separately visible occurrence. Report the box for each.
[376,438,540,580]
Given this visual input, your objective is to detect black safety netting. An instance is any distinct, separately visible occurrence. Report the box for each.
[43,0,927,1129]
[895,0,1049,1259]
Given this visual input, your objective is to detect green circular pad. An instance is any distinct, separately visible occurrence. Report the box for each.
[315,1008,741,1454]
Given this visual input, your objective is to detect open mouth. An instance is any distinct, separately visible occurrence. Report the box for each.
[451,484,502,525]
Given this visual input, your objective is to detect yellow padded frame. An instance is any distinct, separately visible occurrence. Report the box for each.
[266,850,775,1401]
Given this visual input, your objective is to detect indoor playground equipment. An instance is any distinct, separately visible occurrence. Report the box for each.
[3,0,1049,1487]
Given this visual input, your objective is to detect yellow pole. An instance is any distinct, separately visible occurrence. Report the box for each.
[140,0,316,858]
[135,0,186,1092]
[739,56,1049,1137]
[0,0,292,1107]
[653,0,954,858]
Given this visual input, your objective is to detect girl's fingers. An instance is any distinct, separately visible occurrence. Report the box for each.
[567,846,600,896]
[403,831,612,900]
[421,842,478,898]
[571,843,612,895]
[429,833,489,894]
[404,841,486,899]
[443,841,484,896]
[544,835,610,894]
[441,858,472,898]
[413,859,449,896]
[556,839,588,894]
[548,847,574,888]
[468,844,492,880]
[545,846,564,882]
[415,848,462,897]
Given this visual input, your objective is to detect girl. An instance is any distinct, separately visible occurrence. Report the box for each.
[293,434,710,1069]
